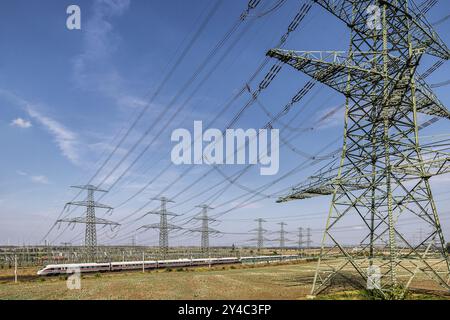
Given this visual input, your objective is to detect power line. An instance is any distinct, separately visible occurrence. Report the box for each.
[59,0,267,244]
[92,1,316,241]
[41,0,224,243]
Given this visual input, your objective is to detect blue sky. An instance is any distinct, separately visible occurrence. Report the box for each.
[0,0,449,248]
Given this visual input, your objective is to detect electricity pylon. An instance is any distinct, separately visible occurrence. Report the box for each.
[273,222,290,250]
[138,197,180,257]
[191,205,220,255]
[298,227,304,249]
[306,227,312,248]
[57,185,119,262]
[249,218,270,251]
[270,0,450,297]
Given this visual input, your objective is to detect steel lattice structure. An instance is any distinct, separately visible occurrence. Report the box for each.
[273,222,290,250]
[297,227,304,249]
[57,185,119,262]
[139,197,180,257]
[298,227,312,249]
[306,227,312,248]
[249,218,269,251]
[269,0,450,297]
[191,205,220,254]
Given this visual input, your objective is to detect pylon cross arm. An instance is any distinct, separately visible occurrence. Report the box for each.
[393,155,450,176]
[166,223,183,230]
[277,175,371,202]
[139,223,160,230]
[93,218,120,225]
[267,49,450,120]
[67,200,113,210]
[70,185,108,192]
[57,216,119,225]
[277,155,450,202]
[267,49,385,95]
[191,227,221,233]
[415,79,450,119]
[146,210,179,217]
[193,216,217,221]
[314,0,450,60]
[140,223,182,231]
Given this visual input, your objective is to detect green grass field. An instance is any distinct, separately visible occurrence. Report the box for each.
[0,262,316,300]
[0,260,449,300]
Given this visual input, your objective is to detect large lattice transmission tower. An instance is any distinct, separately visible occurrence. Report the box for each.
[190,205,221,254]
[270,0,450,297]
[249,218,270,251]
[57,185,119,261]
[138,197,181,257]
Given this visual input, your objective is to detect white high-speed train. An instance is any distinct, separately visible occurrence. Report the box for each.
[37,255,301,276]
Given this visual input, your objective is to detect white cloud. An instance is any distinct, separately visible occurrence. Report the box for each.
[0,90,83,166]
[26,107,81,166]
[31,175,50,184]
[72,0,134,106]
[10,117,32,128]
[15,170,50,184]
[117,95,150,109]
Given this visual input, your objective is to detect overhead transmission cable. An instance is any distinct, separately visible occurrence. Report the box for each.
[98,1,314,224]
[64,0,269,244]
[42,0,224,243]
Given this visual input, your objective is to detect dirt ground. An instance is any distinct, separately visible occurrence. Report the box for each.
[0,260,449,300]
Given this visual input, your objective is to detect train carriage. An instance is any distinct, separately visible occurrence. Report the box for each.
[37,255,295,276]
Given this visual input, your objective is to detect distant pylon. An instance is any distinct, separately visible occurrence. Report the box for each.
[279,222,287,249]
[249,218,268,251]
[273,222,290,250]
[297,227,304,249]
[57,185,119,262]
[138,197,181,257]
[306,227,312,248]
[191,205,220,254]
